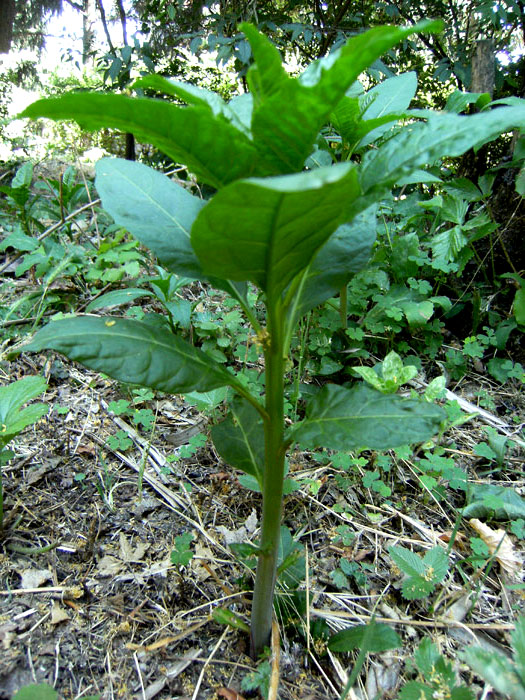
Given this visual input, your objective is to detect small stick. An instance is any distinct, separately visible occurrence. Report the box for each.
[268,618,281,700]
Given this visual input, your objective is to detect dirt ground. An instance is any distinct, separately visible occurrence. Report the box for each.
[0,351,524,700]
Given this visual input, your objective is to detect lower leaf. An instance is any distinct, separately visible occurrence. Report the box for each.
[21,316,235,394]
[293,383,445,451]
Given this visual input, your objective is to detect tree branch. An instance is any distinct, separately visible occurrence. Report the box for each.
[96,0,115,54]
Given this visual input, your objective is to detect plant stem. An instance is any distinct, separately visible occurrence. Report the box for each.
[250,304,286,659]
[339,284,348,329]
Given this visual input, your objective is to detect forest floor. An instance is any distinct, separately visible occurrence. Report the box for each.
[0,334,524,699]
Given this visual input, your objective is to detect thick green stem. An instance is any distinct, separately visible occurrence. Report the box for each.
[250,304,286,659]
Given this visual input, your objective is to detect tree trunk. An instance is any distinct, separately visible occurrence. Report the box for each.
[0,0,16,53]
[470,38,495,96]
[82,0,97,64]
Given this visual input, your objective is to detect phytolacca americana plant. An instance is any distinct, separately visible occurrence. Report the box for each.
[17,22,525,656]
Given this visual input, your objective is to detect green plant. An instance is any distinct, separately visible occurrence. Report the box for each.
[389,544,449,599]
[400,637,473,700]
[18,22,525,657]
[328,621,402,700]
[12,683,100,700]
[0,376,49,533]
[462,615,525,699]
[170,531,195,568]
[350,350,418,393]
[241,657,272,699]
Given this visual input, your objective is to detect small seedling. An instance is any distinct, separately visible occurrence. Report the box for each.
[351,350,418,394]
[170,531,195,568]
[0,376,49,533]
[389,544,449,599]
[400,637,473,700]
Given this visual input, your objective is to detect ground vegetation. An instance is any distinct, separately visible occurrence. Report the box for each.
[0,7,524,700]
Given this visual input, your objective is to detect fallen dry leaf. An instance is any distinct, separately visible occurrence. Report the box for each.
[217,689,246,700]
[50,601,70,624]
[97,554,124,577]
[119,532,149,563]
[470,518,522,579]
[17,567,53,589]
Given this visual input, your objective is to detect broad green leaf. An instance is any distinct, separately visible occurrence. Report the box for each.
[241,23,288,104]
[513,287,525,325]
[351,366,386,392]
[0,226,39,252]
[382,351,405,383]
[95,159,205,279]
[134,75,253,137]
[358,71,417,147]
[462,647,525,700]
[0,376,49,445]
[0,376,47,422]
[389,545,426,577]
[286,206,377,326]
[360,106,525,193]
[414,638,441,675]
[12,161,33,189]
[462,484,525,520]
[1,404,49,445]
[12,685,58,700]
[20,93,262,189]
[85,287,154,312]
[368,285,436,328]
[22,317,236,395]
[247,21,440,173]
[293,384,444,451]
[330,95,360,143]
[191,164,360,298]
[185,387,228,411]
[512,617,525,683]
[328,622,401,652]
[134,75,227,115]
[211,398,264,482]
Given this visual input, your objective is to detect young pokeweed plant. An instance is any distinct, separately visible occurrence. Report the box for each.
[16,23,525,657]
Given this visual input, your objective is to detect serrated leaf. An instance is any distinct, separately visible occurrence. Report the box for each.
[95,159,205,279]
[414,637,441,675]
[422,546,449,583]
[328,622,401,652]
[462,647,525,700]
[389,545,426,577]
[293,384,444,452]
[402,576,435,599]
[399,681,434,700]
[191,164,360,299]
[22,317,236,395]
